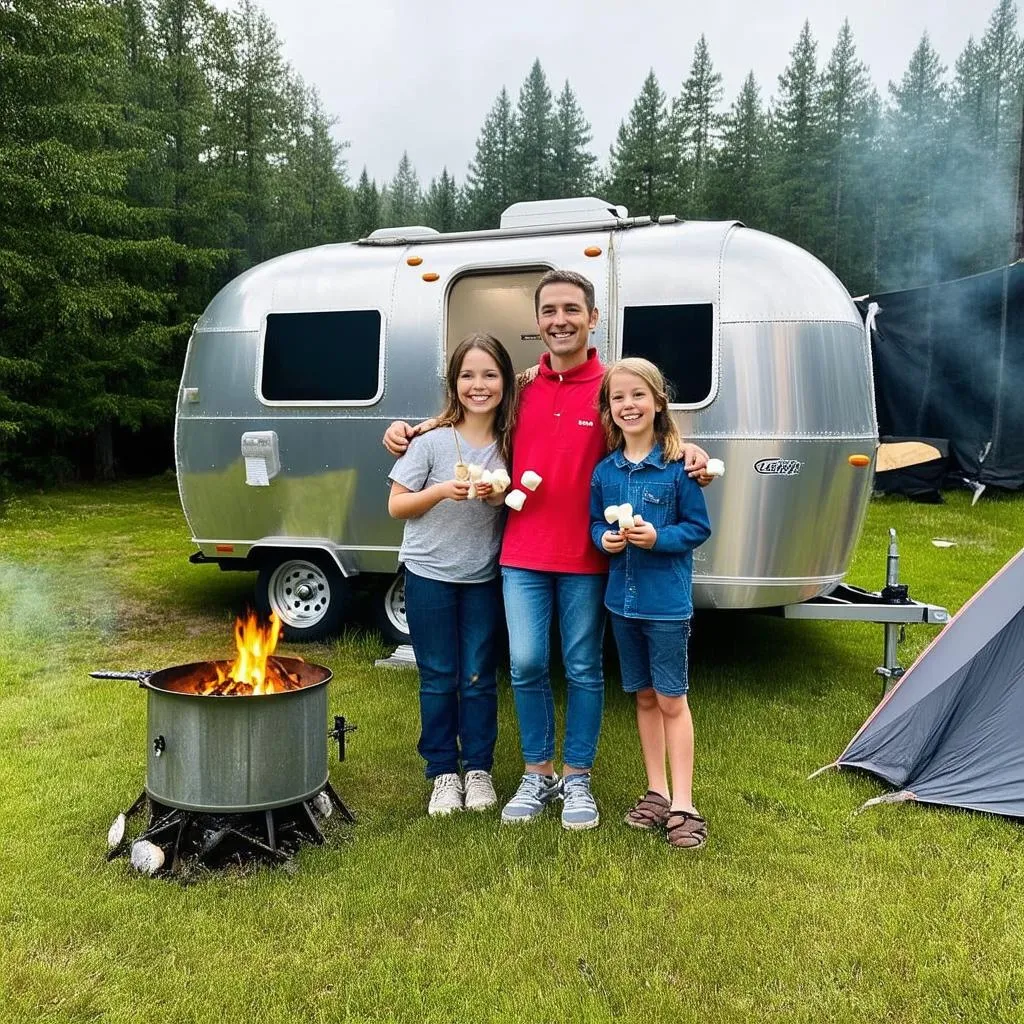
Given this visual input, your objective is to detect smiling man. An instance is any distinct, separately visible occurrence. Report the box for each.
[384,269,710,829]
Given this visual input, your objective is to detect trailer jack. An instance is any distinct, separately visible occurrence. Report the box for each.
[782,528,948,695]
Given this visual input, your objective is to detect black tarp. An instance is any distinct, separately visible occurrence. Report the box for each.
[825,548,1024,818]
[857,264,1024,491]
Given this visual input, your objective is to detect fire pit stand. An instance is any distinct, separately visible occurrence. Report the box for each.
[93,662,357,875]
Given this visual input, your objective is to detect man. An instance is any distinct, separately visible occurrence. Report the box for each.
[384,269,710,829]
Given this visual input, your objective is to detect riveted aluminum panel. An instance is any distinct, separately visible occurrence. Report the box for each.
[720,228,862,325]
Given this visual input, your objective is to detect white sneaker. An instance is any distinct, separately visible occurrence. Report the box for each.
[463,770,498,811]
[427,773,464,816]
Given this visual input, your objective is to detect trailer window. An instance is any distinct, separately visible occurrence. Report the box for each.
[260,310,383,404]
[621,304,713,405]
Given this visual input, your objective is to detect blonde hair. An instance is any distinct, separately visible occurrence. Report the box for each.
[599,357,683,462]
[435,333,517,465]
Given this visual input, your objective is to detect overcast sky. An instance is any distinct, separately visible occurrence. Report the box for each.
[218,0,1000,186]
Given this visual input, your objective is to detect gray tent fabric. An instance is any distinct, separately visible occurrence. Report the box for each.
[828,548,1024,817]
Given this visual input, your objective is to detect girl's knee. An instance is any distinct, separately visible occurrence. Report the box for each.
[656,692,688,717]
[635,687,658,710]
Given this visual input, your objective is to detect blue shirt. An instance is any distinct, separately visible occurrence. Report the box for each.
[589,444,712,621]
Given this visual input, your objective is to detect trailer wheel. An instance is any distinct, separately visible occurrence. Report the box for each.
[376,572,411,646]
[256,552,347,642]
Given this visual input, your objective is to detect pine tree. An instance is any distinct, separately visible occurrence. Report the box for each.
[352,167,381,237]
[464,87,517,229]
[671,34,724,216]
[512,59,556,200]
[605,70,676,216]
[384,151,421,226]
[769,21,825,253]
[271,81,350,253]
[977,0,1022,264]
[709,71,770,225]
[0,0,208,482]
[818,19,875,284]
[423,168,459,232]
[552,81,596,198]
[882,33,948,286]
[215,0,291,265]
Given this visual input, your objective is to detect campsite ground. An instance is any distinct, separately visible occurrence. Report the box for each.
[1,477,1022,1024]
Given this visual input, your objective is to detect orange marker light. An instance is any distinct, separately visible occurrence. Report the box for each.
[584,246,602,257]
[848,454,871,467]
[422,272,439,282]
[407,256,423,266]
[215,544,235,553]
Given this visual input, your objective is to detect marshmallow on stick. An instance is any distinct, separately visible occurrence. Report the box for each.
[466,463,484,499]
[505,488,527,511]
[520,470,543,491]
[454,462,470,482]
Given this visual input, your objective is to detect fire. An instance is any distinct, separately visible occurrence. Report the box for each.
[196,612,304,696]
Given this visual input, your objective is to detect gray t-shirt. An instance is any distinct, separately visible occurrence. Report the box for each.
[389,426,508,583]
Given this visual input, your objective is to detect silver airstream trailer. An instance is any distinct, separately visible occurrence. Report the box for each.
[176,197,881,643]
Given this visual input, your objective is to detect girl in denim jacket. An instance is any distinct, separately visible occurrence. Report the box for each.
[589,358,712,849]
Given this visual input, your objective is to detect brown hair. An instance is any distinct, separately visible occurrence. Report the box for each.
[435,333,517,465]
[534,269,596,314]
[599,357,683,462]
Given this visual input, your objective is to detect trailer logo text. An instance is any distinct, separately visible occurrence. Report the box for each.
[754,458,804,476]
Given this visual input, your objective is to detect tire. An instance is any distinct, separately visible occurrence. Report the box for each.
[255,552,347,642]
[376,571,411,646]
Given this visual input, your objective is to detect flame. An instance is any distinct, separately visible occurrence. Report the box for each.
[193,612,303,696]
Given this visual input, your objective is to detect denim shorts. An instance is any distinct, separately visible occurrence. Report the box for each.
[609,613,690,697]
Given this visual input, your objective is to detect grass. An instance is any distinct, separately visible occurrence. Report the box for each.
[1,475,1022,1023]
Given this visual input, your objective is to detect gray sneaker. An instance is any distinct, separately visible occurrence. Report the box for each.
[561,773,600,830]
[500,772,561,824]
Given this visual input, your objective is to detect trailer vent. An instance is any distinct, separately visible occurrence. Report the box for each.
[499,197,628,230]
[366,225,439,240]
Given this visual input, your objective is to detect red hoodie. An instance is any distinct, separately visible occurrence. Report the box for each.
[500,347,609,574]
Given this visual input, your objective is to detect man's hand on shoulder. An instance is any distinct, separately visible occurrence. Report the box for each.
[680,442,715,487]
[382,418,438,457]
[516,363,540,391]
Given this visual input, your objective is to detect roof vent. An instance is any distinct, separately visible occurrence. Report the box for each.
[499,197,628,230]
[366,225,440,240]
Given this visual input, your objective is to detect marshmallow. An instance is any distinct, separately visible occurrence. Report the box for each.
[504,489,527,511]
[130,839,165,876]
[468,463,484,482]
[520,470,542,491]
[604,505,620,525]
[480,470,494,485]
[617,502,634,531]
[490,469,510,494]
[706,458,725,478]
[454,462,469,481]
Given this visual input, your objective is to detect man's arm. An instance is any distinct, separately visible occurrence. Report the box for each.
[680,442,717,487]
[382,418,438,457]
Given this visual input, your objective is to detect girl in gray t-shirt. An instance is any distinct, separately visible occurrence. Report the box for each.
[388,333,516,818]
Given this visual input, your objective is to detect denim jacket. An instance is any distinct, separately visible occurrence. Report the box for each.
[589,444,711,621]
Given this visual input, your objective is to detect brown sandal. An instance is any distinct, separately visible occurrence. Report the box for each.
[624,790,671,831]
[665,810,708,850]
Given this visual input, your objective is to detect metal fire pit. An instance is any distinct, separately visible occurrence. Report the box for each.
[92,659,355,874]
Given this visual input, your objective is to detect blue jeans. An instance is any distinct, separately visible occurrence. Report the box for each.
[501,568,606,769]
[609,613,690,697]
[404,569,502,779]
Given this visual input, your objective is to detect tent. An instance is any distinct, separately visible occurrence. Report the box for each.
[856,263,1024,493]
[821,547,1024,817]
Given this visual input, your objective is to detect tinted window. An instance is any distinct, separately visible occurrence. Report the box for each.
[261,310,382,403]
[621,304,714,404]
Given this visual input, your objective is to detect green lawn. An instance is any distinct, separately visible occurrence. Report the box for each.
[1,477,1022,1023]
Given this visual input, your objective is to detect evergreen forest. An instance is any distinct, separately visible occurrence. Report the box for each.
[2,0,1022,485]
